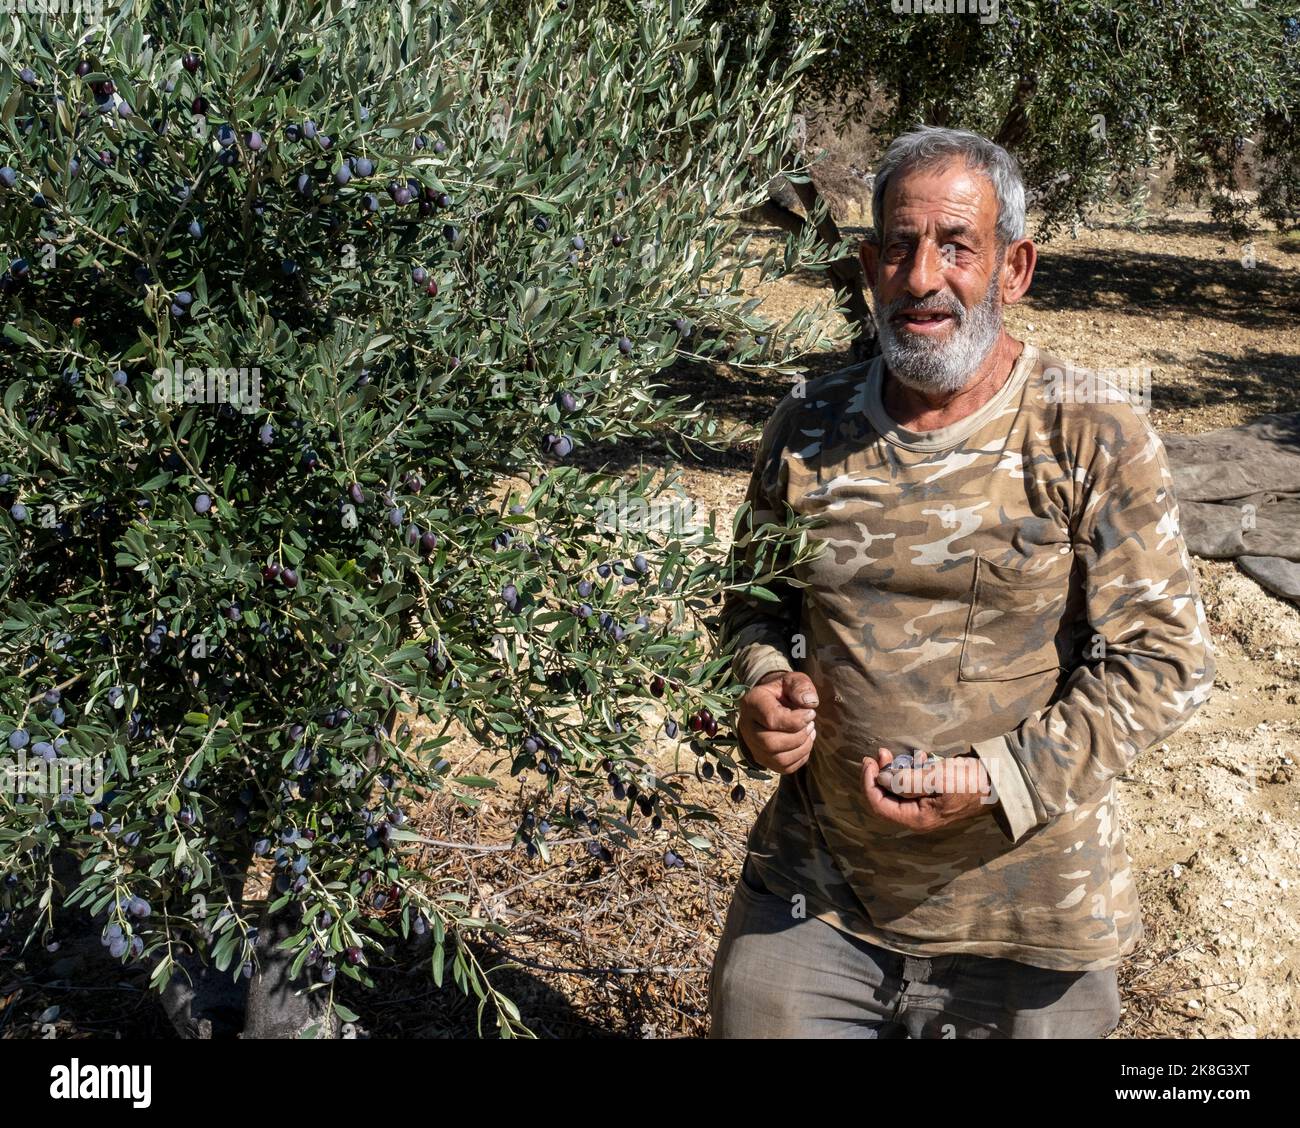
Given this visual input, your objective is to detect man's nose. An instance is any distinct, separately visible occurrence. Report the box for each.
[900,239,949,299]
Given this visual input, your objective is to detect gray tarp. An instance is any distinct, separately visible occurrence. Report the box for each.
[1160,412,1300,605]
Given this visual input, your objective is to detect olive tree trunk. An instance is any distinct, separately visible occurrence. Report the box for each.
[746,158,877,361]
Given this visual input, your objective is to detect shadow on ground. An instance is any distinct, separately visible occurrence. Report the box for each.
[0,912,619,1039]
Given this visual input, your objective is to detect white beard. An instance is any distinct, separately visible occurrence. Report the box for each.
[872,266,1004,395]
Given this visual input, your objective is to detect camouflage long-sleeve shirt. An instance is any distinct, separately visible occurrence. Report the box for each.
[720,341,1216,972]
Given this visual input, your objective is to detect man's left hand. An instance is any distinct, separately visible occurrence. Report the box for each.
[861,747,994,833]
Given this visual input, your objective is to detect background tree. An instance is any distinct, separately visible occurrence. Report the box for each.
[0,0,831,1037]
[684,0,1300,355]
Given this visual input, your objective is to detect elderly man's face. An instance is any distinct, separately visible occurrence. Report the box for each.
[861,160,1015,394]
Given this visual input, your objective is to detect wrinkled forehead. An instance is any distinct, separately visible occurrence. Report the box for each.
[879,158,1000,241]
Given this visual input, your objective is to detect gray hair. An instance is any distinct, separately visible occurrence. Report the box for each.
[869,125,1027,248]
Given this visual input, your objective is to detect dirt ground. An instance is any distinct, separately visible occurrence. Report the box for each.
[4,205,1297,1041]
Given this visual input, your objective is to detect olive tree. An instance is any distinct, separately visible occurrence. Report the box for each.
[0,0,833,1037]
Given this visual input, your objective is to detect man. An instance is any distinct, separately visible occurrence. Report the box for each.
[710,125,1216,1039]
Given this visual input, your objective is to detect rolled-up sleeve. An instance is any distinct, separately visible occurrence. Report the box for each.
[972,406,1217,844]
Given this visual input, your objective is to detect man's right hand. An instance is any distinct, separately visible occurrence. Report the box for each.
[736,670,819,774]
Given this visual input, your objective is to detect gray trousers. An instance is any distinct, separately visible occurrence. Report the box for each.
[708,856,1123,1039]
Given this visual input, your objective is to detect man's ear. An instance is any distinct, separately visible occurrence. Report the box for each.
[859,238,879,290]
[999,236,1036,305]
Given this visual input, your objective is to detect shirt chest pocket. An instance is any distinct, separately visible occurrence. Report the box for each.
[958,551,1075,681]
